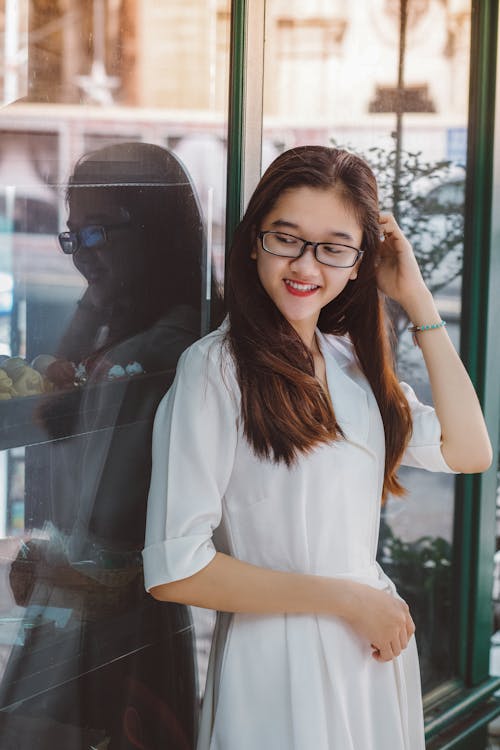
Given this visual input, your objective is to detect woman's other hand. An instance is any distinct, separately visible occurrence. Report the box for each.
[342,581,415,662]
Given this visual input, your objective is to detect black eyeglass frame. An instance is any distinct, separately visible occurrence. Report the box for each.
[258,230,364,269]
[58,220,130,255]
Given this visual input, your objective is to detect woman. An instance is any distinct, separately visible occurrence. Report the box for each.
[142,146,492,750]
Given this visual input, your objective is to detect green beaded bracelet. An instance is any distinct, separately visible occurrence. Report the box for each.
[408,320,447,346]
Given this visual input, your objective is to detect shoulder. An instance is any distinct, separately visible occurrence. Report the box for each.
[175,323,239,403]
[110,304,200,371]
[177,324,230,371]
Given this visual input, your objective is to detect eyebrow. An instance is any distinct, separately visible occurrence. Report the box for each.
[269,219,355,242]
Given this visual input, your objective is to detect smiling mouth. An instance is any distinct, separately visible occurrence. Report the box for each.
[284,279,320,297]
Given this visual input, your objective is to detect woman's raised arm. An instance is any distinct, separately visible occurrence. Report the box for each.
[376,214,492,474]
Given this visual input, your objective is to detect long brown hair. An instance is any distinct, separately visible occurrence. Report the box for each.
[226,146,412,500]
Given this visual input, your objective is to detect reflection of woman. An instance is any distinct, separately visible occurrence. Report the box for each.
[2,143,204,750]
[57,141,204,370]
[143,147,492,750]
[49,143,205,548]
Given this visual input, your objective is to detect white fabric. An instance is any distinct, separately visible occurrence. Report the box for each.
[143,326,457,750]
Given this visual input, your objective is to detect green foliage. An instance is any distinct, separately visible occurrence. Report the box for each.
[332,137,465,338]
[380,528,452,586]
[366,142,464,294]
[379,525,453,690]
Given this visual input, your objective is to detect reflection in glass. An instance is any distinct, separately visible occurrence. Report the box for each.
[1,1,231,744]
[0,142,205,749]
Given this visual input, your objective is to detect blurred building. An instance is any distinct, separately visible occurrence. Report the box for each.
[2,0,469,120]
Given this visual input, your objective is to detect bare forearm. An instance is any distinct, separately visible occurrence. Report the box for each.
[403,288,492,473]
[150,552,415,662]
[150,551,352,618]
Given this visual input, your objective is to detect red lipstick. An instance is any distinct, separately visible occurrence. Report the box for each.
[283,279,319,297]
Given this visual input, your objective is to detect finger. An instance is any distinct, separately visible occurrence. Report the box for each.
[374,645,394,662]
[390,639,402,657]
[378,213,393,224]
[378,213,405,239]
[377,242,399,266]
[406,616,416,639]
[373,652,393,663]
[378,212,399,225]
[378,215,392,242]
[399,630,409,652]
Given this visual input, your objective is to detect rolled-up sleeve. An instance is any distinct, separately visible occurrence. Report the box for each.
[142,339,238,591]
[400,382,458,473]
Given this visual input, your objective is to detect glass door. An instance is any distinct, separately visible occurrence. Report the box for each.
[260,0,470,695]
[0,1,230,747]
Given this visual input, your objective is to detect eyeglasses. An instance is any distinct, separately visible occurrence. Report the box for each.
[258,231,363,269]
[58,221,129,255]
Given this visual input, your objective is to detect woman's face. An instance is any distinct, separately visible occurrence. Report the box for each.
[67,190,144,308]
[251,185,363,345]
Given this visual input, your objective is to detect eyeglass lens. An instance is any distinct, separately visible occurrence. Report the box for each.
[262,232,359,268]
[58,226,107,254]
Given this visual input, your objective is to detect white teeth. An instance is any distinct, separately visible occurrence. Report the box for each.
[285,279,319,292]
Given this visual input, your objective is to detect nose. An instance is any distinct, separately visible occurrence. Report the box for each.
[289,243,319,272]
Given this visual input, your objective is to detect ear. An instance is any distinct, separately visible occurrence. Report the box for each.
[349,252,362,280]
[250,225,258,260]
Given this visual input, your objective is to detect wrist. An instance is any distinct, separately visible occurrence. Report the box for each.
[401,288,439,324]
[327,578,362,621]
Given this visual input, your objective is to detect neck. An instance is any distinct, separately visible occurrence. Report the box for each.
[290,321,318,353]
[310,333,321,356]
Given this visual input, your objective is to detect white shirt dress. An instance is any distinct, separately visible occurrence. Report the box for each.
[143,324,456,750]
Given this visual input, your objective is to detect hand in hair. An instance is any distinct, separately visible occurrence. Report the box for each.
[375,213,427,306]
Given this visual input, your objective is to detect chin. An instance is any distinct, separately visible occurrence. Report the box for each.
[86,287,114,308]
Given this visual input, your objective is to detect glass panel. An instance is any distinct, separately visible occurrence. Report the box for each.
[490,456,500,676]
[262,0,471,693]
[0,1,229,746]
